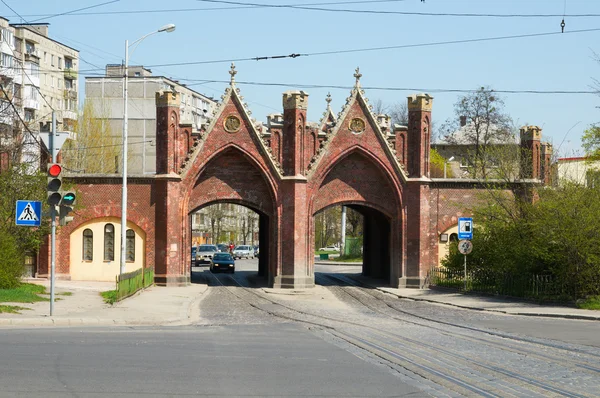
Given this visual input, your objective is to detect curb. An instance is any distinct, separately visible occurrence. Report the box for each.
[375,287,600,321]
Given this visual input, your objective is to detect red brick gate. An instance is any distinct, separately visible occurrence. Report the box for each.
[41,66,545,288]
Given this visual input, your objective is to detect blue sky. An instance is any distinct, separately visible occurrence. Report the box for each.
[4,0,600,156]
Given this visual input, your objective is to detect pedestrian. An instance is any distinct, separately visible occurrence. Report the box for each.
[229,242,234,253]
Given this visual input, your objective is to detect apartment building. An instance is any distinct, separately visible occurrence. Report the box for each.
[85,65,216,174]
[0,17,79,167]
[191,204,259,247]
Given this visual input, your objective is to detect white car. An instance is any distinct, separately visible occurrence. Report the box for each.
[319,245,339,252]
[232,245,254,259]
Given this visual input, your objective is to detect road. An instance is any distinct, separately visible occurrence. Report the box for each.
[0,258,598,397]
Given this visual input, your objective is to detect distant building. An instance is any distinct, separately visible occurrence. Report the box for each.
[85,65,216,174]
[557,156,600,187]
[0,17,79,168]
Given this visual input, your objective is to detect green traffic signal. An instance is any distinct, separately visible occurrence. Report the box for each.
[62,192,76,206]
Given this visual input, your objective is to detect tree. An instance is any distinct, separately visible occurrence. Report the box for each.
[582,125,600,161]
[440,87,515,178]
[61,100,122,174]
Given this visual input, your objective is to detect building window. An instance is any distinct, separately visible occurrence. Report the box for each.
[51,55,54,66]
[1,53,13,68]
[58,57,62,69]
[126,229,135,262]
[24,109,34,122]
[83,229,93,261]
[65,57,73,69]
[104,224,115,261]
[25,41,35,54]
[65,78,74,90]
[44,52,47,64]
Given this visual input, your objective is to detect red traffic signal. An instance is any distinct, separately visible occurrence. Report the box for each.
[48,163,62,177]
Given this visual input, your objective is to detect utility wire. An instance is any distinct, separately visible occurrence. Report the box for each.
[0,83,47,153]
[7,1,600,19]
[197,0,600,17]
[28,0,121,23]
[177,78,597,95]
[70,26,600,73]
[61,140,153,152]
[1,1,54,110]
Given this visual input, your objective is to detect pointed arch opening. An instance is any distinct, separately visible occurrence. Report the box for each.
[310,149,402,286]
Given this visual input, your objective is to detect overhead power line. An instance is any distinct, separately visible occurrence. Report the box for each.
[196,0,600,18]
[28,0,120,23]
[70,26,600,73]
[6,0,600,19]
[177,78,598,95]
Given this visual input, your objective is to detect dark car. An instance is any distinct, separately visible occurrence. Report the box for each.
[210,252,235,273]
[217,244,229,253]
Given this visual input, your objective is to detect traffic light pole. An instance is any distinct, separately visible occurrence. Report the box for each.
[50,111,56,316]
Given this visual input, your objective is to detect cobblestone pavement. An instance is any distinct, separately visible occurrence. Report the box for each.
[194,261,600,398]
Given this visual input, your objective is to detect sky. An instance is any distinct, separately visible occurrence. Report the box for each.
[3,0,600,156]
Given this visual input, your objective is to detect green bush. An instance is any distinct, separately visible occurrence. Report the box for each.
[0,228,24,289]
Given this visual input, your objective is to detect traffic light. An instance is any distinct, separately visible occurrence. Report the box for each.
[61,191,76,206]
[59,204,74,226]
[59,191,76,226]
[47,163,63,206]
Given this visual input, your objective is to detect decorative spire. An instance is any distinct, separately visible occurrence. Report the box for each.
[353,67,362,86]
[229,62,237,85]
[325,92,332,107]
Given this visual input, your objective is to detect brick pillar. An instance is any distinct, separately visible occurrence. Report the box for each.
[156,90,180,174]
[520,125,542,180]
[401,94,433,288]
[273,90,314,289]
[393,125,408,169]
[154,91,187,286]
[407,94,433,178]
[541,142,553,185]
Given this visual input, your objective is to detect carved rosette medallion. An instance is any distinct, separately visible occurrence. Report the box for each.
[223,115,241,133]
[349,117,366,134]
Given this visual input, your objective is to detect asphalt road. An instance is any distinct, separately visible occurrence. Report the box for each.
[1,259,598,397]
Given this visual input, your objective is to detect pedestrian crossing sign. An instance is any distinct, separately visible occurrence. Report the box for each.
[15,200,42,227]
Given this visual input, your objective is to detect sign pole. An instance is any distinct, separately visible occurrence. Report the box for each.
[50,111,56,316]
[463,254,467,292]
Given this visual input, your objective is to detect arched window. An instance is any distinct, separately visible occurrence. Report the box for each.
[126,229,135,262]
[83,229,93,261]
[104,224,114,261]
[449,233,459,243]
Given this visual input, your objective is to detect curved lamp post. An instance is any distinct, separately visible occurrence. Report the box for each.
[121,24,175,275]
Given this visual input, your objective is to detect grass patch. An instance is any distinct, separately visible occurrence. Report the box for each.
[314,250,340,255]
[577,296,600,310]
[332,255,363,263]
[100,290,117,305]
[0,283,48,303]
[0,305,30,314]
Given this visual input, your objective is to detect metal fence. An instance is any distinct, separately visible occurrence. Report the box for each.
[116,267,154,301]
[428,267,561,300]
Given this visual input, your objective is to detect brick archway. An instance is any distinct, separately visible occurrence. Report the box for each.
[57,71,461,289]
[185,146,277,281]
[309,149,402,284]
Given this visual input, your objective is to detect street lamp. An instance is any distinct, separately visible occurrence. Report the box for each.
[444,156,455,179]
[121,23,175,275]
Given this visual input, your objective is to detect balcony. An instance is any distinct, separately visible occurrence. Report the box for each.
[64,68,77,80]
[24,49,40,62]
[23,98,40,110]
[62,110,77,121]
[63,88,77,100]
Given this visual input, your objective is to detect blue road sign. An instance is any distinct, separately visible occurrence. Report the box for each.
[458,217,473,240]
[16,200,42,227]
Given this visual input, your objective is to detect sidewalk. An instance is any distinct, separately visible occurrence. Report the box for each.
[0,279,208,327]
[1,276,598,327]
